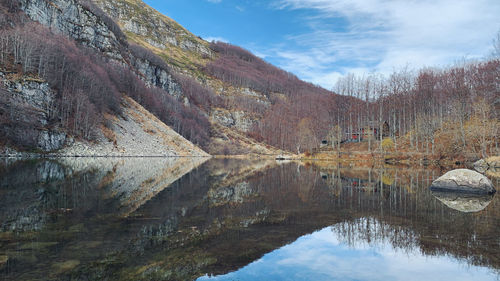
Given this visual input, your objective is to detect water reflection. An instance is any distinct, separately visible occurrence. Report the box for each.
[0,158,498,280]
[199,221,497,281]
[431,191,494,212]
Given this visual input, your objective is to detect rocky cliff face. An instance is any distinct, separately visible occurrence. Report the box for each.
[19,0,124,61]
[0,72,66,151]
[211,108,257,132]
[18,0,184,99]
[131,57,182,98]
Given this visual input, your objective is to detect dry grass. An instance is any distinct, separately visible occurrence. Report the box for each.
[486,156,500,164]
[207,122,282,156]
[100,124,117,147]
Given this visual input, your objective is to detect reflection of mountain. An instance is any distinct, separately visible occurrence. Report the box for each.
[0,160,498,280]
[0,157,208,229]
[57,157,209,217]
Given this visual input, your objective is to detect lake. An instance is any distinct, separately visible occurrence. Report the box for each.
[0,158,498,280]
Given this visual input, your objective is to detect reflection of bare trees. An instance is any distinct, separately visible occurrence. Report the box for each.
[331,217,419,254]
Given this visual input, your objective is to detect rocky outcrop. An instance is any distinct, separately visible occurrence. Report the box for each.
[93,0,212,57]
[131,57,182,98]
[18,0,184,98]
[429,169,496,194]
[37,130,66,152]
[473,159,489,173]
[19,0,124,61]
[0,74,67,151]
[211,109,257,132]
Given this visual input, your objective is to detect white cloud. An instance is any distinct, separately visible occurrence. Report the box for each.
[269,0,500,88]
[204,36,229,43]
[206,0,222,3]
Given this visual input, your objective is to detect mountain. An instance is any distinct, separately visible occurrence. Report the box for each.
[1,0,348,156]
[91,0,344,153]
[0,0,211,156]
[4,0,495,159]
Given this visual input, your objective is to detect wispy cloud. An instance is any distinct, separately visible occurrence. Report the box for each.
[204,36,229,43]
[206,0,222,3]
[266,0,500,89]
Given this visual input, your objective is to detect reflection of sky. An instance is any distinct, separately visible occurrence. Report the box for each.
[198,226,498,281]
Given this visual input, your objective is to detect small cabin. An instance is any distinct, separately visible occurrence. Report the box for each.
[343,121,390,142]
[363,121,390,139]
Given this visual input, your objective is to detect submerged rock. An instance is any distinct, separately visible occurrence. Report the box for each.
[52,260,80,274]
[431,191,494,213]
[0,255,8,270]
[430,169,495,194]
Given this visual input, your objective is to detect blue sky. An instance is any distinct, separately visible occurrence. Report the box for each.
[143,0,500,90]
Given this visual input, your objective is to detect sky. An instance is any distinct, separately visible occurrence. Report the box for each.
[143,0,500,90]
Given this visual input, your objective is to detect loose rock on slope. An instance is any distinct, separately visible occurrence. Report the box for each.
[56,97,209,157]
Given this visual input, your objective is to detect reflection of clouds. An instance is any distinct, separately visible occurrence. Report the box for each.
[199,225,497,281]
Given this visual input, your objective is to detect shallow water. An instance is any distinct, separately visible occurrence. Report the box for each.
[0,158,498,280]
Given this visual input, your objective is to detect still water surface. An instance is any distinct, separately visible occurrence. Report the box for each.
[0,158,498,280]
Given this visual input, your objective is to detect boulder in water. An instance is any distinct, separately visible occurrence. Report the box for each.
[430,169,495,194]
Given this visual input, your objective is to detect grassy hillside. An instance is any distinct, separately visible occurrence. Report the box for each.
[94,0,213,76]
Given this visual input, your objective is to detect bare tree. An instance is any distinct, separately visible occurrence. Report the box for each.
[493,30,500,58]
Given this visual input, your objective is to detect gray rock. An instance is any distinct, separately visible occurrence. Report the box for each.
[19,0,189,103]
[131,57,183,98]
[1,76,55,126]
[211,109,257,132]
[430,169,496,194]
[19,0,124,61]
[93,0,213,57]
[1,75,67,152]
[474,159,488,173]
[431,191,494,213]
[37,131,66,152]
